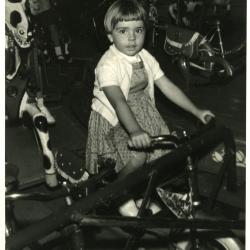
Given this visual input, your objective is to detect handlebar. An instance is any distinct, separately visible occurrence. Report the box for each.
[5,184,71,202]
[151,115,215,147]
[150,134,181,148]
[130,116,216,150]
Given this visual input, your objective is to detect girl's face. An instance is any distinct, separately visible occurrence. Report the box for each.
[108,20,146,56]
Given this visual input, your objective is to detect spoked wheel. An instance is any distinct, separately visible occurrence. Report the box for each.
[190,41,214,77]
[209,19,246,77]
[188,41,233,83]
[174,46,213,85]
[222,41,246,76]
[197,42,233,78]
[176,41,219,85]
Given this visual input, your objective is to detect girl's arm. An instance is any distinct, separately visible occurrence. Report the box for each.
[103,86,151,148]
[155,75,214,123]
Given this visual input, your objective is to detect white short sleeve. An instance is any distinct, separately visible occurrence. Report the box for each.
[141,49,165,81]
[153,60,165,81]
[150,55,165,81]
[96,65,119,88]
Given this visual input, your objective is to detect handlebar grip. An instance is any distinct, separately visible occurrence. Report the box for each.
[204,115,215,124]
[150,135,180,148]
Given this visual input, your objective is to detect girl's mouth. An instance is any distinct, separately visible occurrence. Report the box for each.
[127,45,136,50]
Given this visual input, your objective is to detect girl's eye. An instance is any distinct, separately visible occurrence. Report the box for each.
[118,29,127,34]
[136,28,144,33]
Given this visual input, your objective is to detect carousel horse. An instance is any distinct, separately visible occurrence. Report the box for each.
[5,0,57,187]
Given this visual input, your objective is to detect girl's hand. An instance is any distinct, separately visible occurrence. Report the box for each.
[195,109,215,124]
[128,130,151,149]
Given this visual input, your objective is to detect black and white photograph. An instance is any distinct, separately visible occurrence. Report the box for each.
[5,0,247,249]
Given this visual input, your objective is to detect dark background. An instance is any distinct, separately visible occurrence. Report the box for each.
[5,1,247,249]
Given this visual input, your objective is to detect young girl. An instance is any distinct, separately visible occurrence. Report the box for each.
[85,0,214,216]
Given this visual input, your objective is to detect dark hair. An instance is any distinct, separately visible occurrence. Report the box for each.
[104,0,148,33]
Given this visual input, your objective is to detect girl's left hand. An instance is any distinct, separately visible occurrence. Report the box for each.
[196,109,215,124]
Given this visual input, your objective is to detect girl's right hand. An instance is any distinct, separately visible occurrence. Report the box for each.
[195,109,215,124]
[128,130,151,149]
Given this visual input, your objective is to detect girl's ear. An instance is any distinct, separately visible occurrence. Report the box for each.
[107,34,113,43]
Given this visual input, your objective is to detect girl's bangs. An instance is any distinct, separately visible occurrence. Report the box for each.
[112,12,145,28]
[117,12,144,22]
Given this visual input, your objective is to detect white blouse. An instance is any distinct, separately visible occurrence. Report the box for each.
[91,44,164,126]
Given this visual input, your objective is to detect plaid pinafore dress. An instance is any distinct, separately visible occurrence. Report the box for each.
[85,60,170,175]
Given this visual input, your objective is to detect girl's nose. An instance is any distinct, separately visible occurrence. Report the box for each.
[128,31,136,41]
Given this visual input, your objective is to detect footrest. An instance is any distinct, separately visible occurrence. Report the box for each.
[55,148,89,184]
